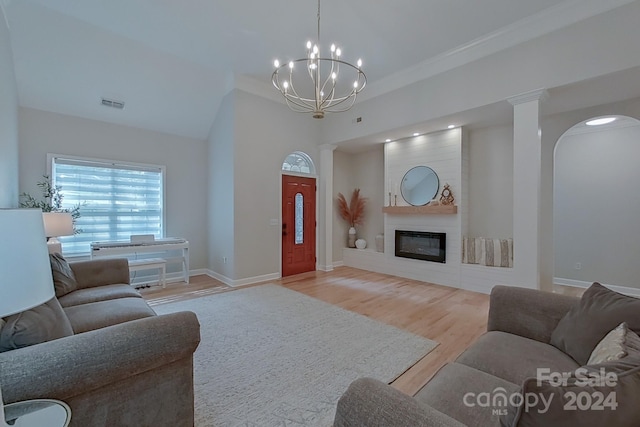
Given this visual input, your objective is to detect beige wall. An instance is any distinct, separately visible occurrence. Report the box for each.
[467,125,514,239]
[0,6,19,207]
[19,107,209,270]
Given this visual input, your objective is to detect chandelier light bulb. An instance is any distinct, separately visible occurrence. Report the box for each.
[274,59,280,68]
[283,81,289,90]
[357,59,362,68]
[331,72,337,80]
[353,81,358,88]
[309,63,317,70]
[336,48,341,57]
[310,52,316,60]
[330,44,336,52]
[289,61,294,69]
[313,45,318,54]
[306,41,312,49]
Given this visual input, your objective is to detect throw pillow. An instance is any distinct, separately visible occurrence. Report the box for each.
[0,297,74,352]
[550,282,640,365]
[588,322,640,365]
[49,252,78,297]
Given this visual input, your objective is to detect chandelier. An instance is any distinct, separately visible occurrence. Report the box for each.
[272,0,366,119]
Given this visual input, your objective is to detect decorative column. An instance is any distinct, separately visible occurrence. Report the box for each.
[319,144,337,271]
[508,89,548,290]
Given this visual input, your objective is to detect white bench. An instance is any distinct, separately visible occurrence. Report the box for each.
[128,258,167,288]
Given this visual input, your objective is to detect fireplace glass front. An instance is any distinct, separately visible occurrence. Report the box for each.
[395,230,446,263]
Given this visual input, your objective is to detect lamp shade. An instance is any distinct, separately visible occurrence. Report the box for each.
[42,212,74,238]
[0,209,55,317]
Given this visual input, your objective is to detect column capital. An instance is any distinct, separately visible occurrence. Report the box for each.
[319,144,337,152]
[508,88,549,106]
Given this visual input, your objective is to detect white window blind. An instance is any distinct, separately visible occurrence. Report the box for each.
[51,155,165,256]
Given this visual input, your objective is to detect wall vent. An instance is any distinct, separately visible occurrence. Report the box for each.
[101,98,125,109]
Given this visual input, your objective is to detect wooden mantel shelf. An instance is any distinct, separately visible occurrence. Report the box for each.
[382,205,458,214]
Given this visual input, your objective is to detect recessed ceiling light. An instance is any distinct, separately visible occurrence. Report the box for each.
[413,133,420,137]
[586,117,616,126]
[447,125,455,129]
[385,139,391,142]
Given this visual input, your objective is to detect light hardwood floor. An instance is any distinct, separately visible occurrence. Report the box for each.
[141,266,490,396]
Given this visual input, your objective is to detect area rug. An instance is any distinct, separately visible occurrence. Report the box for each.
[154,284,437,427]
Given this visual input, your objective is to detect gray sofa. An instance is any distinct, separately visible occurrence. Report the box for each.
[0,258,201,427]
[334,284,640,426]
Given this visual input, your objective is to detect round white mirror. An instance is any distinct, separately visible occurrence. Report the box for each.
[400,166,439,206]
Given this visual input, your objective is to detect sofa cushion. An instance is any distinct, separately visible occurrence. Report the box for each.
[64,297,156,333]
[58,283,142,308]
[415,362,520,427]
[49,253,78,297]
[0,297,73,352]
[588,322,640,365]
[455,331,579,385]
[550,283,640,365]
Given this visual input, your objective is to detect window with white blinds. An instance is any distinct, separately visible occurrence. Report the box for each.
[51,155,165,256]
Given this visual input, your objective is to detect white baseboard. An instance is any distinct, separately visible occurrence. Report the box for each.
[332,261,344,268]
[554,277,640,297]
[207,270,281,287]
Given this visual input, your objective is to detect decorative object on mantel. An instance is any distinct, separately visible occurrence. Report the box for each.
[355,239,367,249]
[271,0,366,119]
[439,183,455,206]
[400,166,439,206]
[337,189,367,248]
[375,234,384,252]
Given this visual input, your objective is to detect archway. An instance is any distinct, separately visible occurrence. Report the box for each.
[553,115,640,294]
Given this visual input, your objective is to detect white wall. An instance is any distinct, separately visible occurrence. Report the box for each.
[352,147,385,251]
[332,150,353,262]
[554,120,640,289]
[209,90,325,281]
[19,107,209,270]
[467,125,513,239]
[208,91,236,278]
[0,7,19,207]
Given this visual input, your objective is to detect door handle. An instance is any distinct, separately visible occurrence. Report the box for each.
[282,223,287,236]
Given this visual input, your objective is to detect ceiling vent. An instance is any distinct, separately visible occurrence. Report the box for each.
[101,98,125,109]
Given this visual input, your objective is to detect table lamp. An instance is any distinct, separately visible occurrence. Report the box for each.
[42,212,74,254]
[0,209,55,427]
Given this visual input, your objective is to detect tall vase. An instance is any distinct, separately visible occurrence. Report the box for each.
[348,227,356,248]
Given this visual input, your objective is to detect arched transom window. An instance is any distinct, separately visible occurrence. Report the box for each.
[282,151,315,175]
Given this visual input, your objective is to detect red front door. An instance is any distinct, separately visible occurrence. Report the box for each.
[282,175,316,277]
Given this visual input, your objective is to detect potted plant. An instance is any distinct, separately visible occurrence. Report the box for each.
[20,175,82,232]
[337,188,367,248]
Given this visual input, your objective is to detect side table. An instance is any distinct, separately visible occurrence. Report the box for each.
[4,399,71,426]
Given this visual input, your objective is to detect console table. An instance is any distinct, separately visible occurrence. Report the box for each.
[90,238,190,284]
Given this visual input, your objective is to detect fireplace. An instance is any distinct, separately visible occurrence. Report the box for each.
[395,230,446,263]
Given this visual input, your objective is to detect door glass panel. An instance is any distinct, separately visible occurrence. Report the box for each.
[295,193,303,244]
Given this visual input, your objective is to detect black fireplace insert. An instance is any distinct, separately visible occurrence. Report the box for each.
[395,230,446,263]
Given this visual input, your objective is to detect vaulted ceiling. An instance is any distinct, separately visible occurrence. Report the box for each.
[2,0,637,140]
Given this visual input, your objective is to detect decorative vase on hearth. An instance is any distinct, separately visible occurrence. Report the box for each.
[355,239,367,249]
[348,227,356,248]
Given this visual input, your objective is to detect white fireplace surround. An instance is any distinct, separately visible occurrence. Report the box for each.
[344,127,519,294]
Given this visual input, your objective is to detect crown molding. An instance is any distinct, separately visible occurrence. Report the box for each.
[508,88,549,106]
[360,0,637,103]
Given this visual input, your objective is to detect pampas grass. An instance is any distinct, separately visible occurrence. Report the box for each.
[337,189,367,227]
